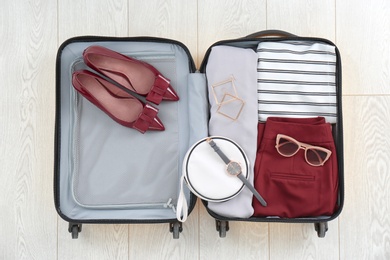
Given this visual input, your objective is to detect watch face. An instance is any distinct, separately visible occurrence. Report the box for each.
[227,161,241,176]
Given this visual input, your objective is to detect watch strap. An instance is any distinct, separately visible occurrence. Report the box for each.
[237,173,267,207]
[206,137,267,207]
[207,138,231,164]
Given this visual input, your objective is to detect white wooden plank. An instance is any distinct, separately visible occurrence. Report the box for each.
[58,222,128,260]
[0,0,58,258]
[341,96,390,259]
[269,221,339,259]
[198,0,267,66]
[199,205,269,260]
[128,205,199,260]
[336,0,390,95]
[58,0,128,41]
[267,0,336,41]
[128,0,197,65]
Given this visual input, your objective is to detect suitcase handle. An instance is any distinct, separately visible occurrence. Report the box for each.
[244,29,297,38]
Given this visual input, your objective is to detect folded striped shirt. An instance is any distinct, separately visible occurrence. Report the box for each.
[257,41,337,123]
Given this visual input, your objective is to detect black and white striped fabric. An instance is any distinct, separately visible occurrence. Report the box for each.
[257,41,337,123]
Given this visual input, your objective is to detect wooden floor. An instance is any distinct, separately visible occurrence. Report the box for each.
[1,0,389,259]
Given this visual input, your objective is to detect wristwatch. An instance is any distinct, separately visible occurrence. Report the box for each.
[207,137,267,207]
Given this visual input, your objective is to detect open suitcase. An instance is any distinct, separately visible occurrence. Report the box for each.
[54,30,343,239]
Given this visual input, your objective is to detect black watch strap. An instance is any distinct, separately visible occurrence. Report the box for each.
[207,138,231,164]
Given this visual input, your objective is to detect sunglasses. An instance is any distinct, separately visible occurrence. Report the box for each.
[275,134,332,167]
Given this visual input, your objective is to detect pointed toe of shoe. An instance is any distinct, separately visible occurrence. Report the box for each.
[163,85,180,102]
[146,75,180,104]
[148,116,165,131]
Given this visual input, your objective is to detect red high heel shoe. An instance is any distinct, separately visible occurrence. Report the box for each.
[83,45,179,105]
[72,70,165,134]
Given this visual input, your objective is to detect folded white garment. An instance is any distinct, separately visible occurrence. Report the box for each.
[257,41,337,123]
[206,45,258,218]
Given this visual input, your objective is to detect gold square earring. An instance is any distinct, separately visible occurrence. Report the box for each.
[216,93,245,121]
[210,75,245,121]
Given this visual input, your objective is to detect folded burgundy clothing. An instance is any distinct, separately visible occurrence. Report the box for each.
[253,117,338,218]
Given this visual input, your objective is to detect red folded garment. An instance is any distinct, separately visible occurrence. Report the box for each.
[253,117,338,218]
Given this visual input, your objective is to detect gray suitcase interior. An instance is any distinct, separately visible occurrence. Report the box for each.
[55,38,207,221]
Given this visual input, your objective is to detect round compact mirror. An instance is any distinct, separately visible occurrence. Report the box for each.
[182,136,249,202]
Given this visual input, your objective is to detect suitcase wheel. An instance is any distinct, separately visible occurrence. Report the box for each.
[314,222,328,238]
[68,223,82,239]
[169,222,183,239]
[215,220,229,238]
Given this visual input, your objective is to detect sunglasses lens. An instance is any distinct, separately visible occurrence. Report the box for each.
[277,137,299,156]
[306,148,329,166]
